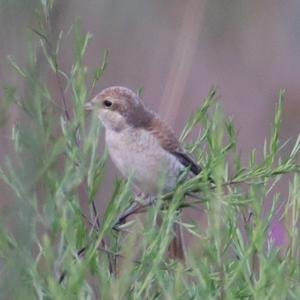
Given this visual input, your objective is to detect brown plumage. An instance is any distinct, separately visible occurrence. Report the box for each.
[146,117,202,175]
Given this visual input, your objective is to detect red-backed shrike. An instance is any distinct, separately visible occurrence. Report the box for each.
[85,86,202,259]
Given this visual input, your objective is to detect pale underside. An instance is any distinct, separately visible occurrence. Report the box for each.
[105,127,185,195]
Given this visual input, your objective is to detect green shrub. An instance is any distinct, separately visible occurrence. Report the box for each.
[1,2,300,299]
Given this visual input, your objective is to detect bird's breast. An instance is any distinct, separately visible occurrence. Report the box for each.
[105,128,183,194]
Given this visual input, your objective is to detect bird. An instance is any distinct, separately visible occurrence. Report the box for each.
[84,86,202,259]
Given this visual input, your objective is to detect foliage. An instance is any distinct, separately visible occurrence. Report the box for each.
[1,1,300,299]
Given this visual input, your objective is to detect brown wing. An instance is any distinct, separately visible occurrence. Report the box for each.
[170,150,202,175]
[147,116,201,175]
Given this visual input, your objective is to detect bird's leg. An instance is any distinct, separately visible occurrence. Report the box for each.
[115,193,156,227]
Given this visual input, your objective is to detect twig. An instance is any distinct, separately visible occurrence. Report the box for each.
[91,201,101,230]
[113,169,300,231]
[54,64,70,121]
[58,243,142,284]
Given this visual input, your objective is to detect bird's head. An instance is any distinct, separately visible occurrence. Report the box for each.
[85,86,154,131]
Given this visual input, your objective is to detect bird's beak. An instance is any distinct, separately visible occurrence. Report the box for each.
[84,101,94,111]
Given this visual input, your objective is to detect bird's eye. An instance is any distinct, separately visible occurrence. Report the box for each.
[103,100,113,108]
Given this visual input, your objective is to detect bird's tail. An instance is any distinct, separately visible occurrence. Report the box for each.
[169,221,186,260]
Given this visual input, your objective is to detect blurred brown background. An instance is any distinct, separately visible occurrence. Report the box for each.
[1,0,300,243]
